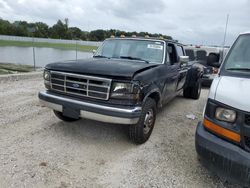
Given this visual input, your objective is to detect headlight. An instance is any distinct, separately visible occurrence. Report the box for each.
[215,107,236,123]
[110,82,140,100]
[112,83,132,93]
[43,70,50,81]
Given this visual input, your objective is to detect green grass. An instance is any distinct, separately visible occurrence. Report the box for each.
[0,63,34,75]
[0,40,98,52]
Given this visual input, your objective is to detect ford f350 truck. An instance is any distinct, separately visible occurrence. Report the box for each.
[39,37,203,144]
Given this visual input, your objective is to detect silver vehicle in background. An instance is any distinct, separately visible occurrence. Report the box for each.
[184,46,229,86]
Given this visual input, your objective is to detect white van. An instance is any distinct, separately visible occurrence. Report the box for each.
[195,32,250,186]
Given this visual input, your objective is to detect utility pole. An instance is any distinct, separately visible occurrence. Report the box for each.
[75,40,78,60]
[222,14,229,60]
[28,26,37,70]
[32,36,36,70]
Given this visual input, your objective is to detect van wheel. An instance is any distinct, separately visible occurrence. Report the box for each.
[184,79,201,100]
[129,98,156,144]
[53,110,80,122]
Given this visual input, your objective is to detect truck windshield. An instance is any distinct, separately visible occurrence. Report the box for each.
[224,34,250,73]
[94,39,165,64]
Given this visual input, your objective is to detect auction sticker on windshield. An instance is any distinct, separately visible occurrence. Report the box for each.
[147,44,163,50]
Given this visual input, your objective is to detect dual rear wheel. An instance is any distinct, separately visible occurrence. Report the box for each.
[183,78,202,100]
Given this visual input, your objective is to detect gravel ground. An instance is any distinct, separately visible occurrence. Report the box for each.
[0,76,241,188]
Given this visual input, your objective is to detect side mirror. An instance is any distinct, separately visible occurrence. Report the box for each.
[92,49,97,55]
[179,56,189,64]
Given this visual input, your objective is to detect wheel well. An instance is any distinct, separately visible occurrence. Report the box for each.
[148,92,161,107]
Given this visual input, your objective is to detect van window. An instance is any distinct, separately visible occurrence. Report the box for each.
[185,49,195,61]
[224,34,250,72]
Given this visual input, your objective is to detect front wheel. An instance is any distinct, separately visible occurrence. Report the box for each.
[129,98,156,144]
[53,110,80,122]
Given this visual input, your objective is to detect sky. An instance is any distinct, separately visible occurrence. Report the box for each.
[0,0,249,46]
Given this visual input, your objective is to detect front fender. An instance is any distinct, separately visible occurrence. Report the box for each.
[141,84,162,107]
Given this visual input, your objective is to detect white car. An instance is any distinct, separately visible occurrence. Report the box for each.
[195,32,250,186]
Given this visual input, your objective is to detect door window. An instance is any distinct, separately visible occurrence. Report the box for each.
[167,43,178,64]
[176,45,184,56]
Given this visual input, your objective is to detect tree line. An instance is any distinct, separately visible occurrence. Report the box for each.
[0,18,173,41]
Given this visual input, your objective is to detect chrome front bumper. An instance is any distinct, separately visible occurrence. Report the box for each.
[39,91,141,125]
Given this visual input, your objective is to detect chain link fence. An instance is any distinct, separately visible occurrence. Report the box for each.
[0,35,101,46]
[0,35,101,69]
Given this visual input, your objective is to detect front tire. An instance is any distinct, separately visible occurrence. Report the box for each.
[53,110,80,122]
[129,98,156,144]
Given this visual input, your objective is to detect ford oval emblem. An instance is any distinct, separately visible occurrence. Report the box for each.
[72,83,80,88]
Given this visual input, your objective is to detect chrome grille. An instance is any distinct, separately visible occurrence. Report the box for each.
[50,71,112,100]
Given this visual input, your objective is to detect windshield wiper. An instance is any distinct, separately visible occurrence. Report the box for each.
[93,55,109,58]
[226,68,250,71]
[119,56,149,63]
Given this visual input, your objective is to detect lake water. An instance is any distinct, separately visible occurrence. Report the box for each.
[0,46,93,67]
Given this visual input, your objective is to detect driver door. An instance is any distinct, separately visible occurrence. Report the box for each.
[162,43,180,104]
[176,45,189,91]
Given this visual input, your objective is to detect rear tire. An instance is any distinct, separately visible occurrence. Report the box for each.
[183,87,192,98]
[184,78,201,100]
[53,110,80,122]
[129,98,156,144]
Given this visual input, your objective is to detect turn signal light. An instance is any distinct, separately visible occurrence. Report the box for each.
[203,118,241,143]
[213,67,219,74]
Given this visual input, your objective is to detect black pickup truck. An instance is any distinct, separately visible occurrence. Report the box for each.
[39,37,203,144]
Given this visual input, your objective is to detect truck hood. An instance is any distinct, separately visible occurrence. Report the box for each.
[209,76,250,112]
[45,58,158,79]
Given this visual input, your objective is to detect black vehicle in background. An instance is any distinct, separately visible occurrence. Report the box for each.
[39,37,203,144]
